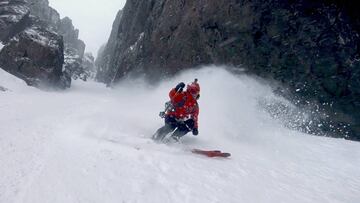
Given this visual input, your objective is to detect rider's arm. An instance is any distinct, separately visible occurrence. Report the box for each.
[192,105,199,129]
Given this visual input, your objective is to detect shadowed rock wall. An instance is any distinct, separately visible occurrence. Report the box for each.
[98,0,360,140]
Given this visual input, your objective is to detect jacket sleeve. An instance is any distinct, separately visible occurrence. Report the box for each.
[169,88,185,104]
[192,104,199,129]
[169,88,177,100]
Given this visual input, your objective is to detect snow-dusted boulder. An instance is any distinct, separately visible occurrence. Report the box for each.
[0,0,87,89]
[0,26,69,89]
[27,0,86,81]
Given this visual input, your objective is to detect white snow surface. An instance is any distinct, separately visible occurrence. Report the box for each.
[0,66,359,203]
[0,68,34,92]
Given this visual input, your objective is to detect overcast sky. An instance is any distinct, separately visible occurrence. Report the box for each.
[49,0,127,57]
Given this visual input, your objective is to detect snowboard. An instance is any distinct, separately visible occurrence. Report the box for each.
[191,149,231,158]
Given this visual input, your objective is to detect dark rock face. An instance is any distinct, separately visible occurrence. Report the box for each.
[28,0,87,81]
[0,0,68,89]
[0,0,30,42]
[59,17,87,81]
[28,0,85,58]
[95,9,122,83]
[63,47,84,80]
[58,17,85,58]
[100,0,360,140]
[27,0,60,27]
[63,49,94,81]
[0,0,86,89]
[0,26,66,88]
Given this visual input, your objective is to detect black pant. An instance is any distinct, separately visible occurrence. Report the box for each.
[153,116,195,141]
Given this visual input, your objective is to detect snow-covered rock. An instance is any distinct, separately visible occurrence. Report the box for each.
[58,17,85,56]
[0,41,5,51]
[63,47,86,81]
[0,0,87,90]
[95,9,122,83]
[0,0,30,42]
[27,0,61,27]
[0,26,68,89]
[101,0,360,140]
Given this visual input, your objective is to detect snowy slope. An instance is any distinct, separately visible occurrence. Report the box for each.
[0,67,359,203]
[0,68,31,92]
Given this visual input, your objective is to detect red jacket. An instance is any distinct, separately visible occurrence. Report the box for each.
[166,88,199,128]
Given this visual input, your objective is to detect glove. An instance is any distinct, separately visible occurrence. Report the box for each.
[192,128,199,136]
[175,82,185,92]
[159,111,165,118]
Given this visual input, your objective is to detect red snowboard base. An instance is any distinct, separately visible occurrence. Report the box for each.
[191,149,231,158]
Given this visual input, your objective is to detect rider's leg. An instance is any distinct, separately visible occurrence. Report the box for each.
[171,119,194,141]
[153,116,177,141]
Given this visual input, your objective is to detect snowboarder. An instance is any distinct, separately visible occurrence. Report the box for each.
[153,79,200,142]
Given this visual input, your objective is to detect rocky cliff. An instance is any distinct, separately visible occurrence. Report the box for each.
[98,0,360,140]
[27,0,60,27]
[0,0,66,88]
[95,9,123,83]
[28,0,87,81]
[0,26,65,87]
[0,0,87,89]
[0,0,30,42]
[82,52,96,80]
